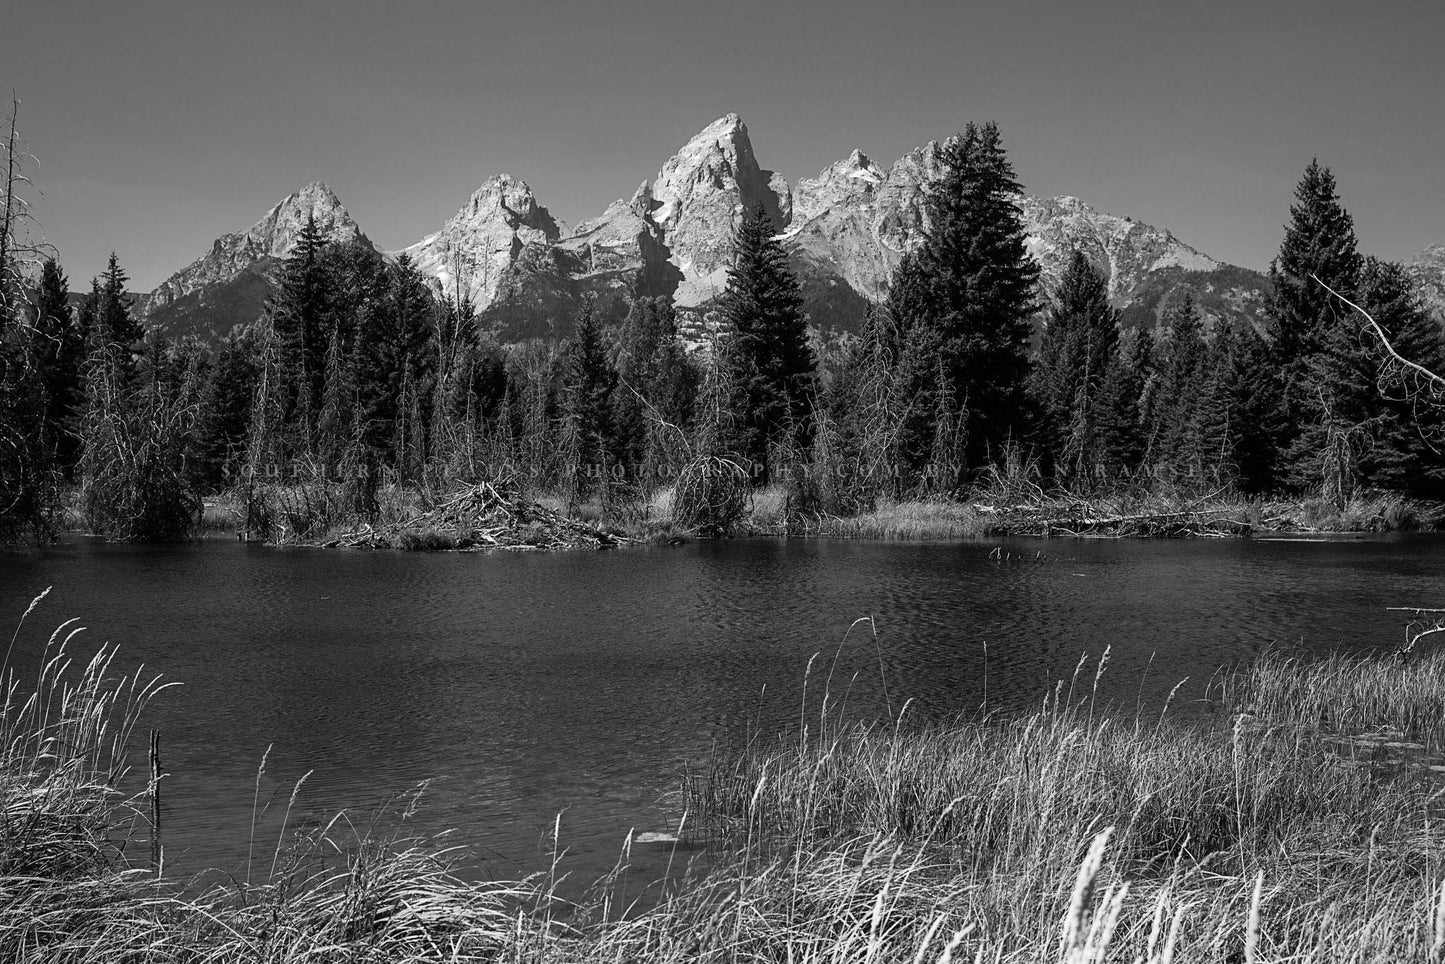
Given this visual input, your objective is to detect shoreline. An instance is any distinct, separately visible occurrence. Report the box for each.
[48,487,1444,550]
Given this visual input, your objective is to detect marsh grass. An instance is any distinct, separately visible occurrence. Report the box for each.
[10,594,1445,962]
[198,500,242,531]
[819,499,987,540]
[1222,645,1445,745]
[664,651,1445,962]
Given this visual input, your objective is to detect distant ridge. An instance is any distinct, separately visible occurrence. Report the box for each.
[139,116,1275,343]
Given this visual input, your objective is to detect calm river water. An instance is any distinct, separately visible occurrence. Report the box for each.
[1,534,1441,886]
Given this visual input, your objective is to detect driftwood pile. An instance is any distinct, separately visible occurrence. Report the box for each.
[975,499,1251,538]
[319,481,629,551]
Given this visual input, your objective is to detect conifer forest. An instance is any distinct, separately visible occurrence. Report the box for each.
[2,118,1442,546]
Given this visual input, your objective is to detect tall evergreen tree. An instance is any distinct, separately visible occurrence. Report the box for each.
[1266,160,1365,488]
[356,254,434,469]
[194,331,260,491]
[1213,316,1285,493]
[31,259,86,478]
[95,253,140,362]
[1095,334,1148,479]
[1268,161,1363,374]
[717,205,815,479]
[561,300,618,499]
[886,122,1040,472]
[267,214,333,434]
[1031,251,1119,484]
[1152,294,1215,482]
[1356,257,1445,495]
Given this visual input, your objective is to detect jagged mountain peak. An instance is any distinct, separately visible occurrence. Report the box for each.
[293,179,341,199]
[397,173,560,306]
[250,180,366,254]
[643,112,788,305]
[697,112,744,136]
[792,148,887,226]
[139,180,370,335]
[458,174,556,224]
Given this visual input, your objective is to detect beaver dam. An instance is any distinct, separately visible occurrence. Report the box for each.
[312,481,630,551]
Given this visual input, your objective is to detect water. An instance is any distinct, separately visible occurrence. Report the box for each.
[1,533,1442,886]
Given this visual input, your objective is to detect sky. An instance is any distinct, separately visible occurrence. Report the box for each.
[8,0,1445,290]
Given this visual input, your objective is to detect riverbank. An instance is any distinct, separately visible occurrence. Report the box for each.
[816,487,1440,539]
[215,482,1441,549]
[45,478,1440,549]
[10,597,1445,962]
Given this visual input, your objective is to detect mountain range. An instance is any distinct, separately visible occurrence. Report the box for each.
[136,113,1445,346]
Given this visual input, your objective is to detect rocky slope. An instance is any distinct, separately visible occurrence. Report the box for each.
[140,114,1274,343]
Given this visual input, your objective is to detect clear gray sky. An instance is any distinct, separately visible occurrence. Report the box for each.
[10,0,1444,289]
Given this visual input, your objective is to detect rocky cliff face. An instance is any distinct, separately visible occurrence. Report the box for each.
[141,114,1274,343]
[643,113,788,305]
[397,174,561,308]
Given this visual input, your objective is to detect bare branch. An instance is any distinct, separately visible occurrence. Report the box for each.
[1312,272,1445,395]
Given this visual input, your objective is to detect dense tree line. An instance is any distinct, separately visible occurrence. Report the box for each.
[2,123,1442,543]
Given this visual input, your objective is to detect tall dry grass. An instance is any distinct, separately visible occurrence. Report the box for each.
[660,650,1445,962]
[0,594,539,963]
[9,594,1445,962]
[820,499,986,540]
[1222,645,1445,744]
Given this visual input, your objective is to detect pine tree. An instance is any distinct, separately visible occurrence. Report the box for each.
[1031,251,1119,484]
[561,300,617,501]
[194,331,260,492]
[717,205,815,480]
[267,214,333,437]
[1266,160,1365,489]
[31,259,86,478]
[356,254,434,469]
[1268,161,1362,374]
[1095,335,1147,479]
[1357,257,1445,495]
[1213,317,1284,493]
[886,122,1040,472]
[96,253,140,364]
[888,319,946,488]
[316,322,355,469]
[1152,294,1212,483]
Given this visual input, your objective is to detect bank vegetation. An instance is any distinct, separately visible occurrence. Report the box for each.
[9,591,1445,961]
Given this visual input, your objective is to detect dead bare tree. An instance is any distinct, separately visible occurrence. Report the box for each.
[0,92,61,542]
[0,93,52,320]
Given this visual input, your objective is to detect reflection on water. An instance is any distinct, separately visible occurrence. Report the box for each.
[1,533,1442,883]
